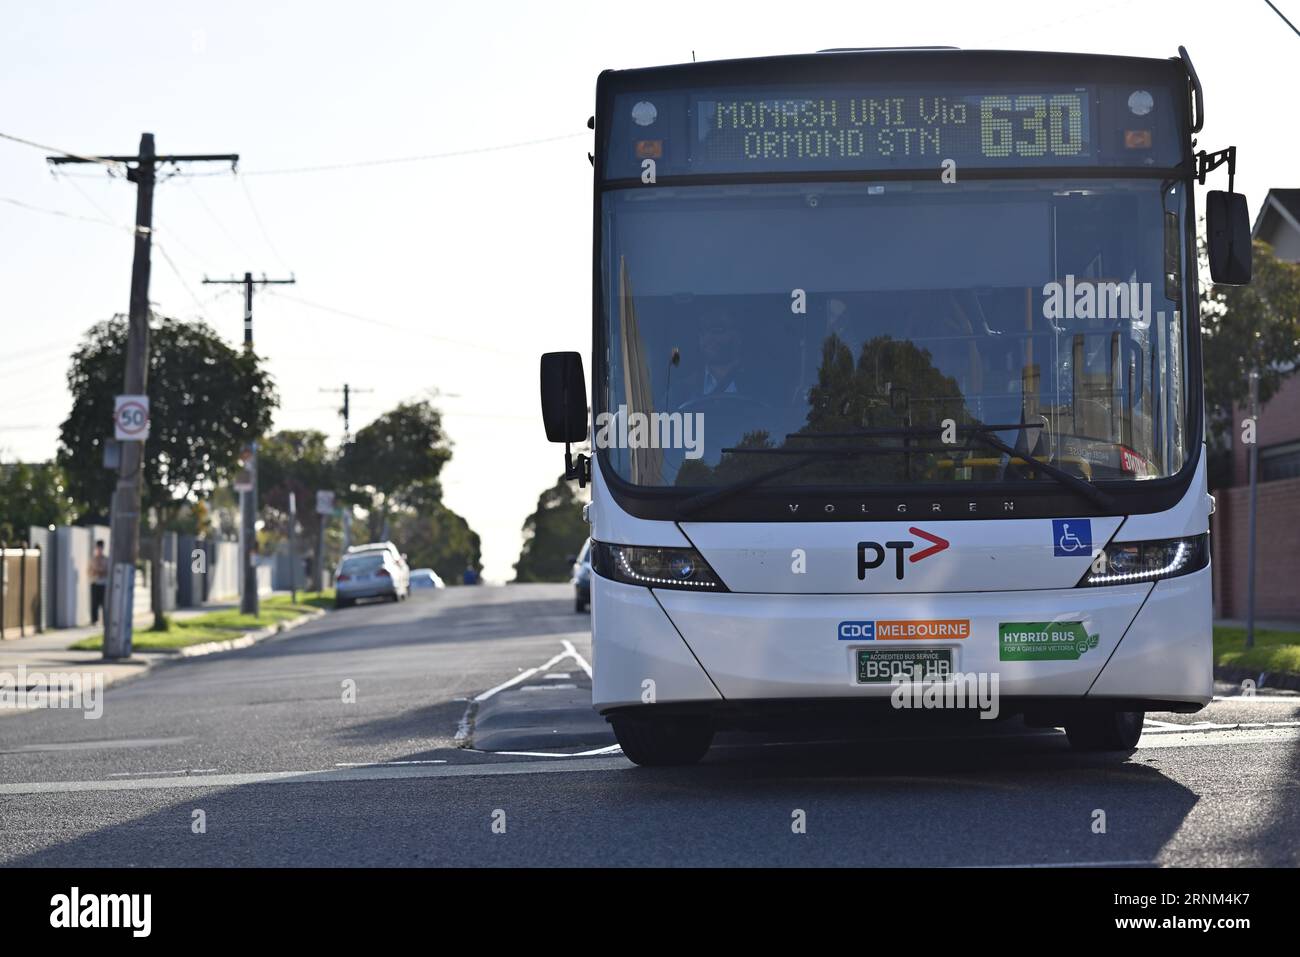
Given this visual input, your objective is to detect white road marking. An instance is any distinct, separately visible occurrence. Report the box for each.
[488,744,622,758]
[544,673,573,680]
[0,737,189,754]
[334,759,448,767]
[474,647,572,702]
[1136,727,1300,749]
[1141,720,1300,734]
[561,639,593,679]
[0,756,632,796]
[976,860,1153,869]
[107,768,217,778]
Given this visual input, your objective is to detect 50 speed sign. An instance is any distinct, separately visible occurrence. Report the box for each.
[114,395,150,441]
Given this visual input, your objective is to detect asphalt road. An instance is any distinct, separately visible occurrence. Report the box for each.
[1,583,1298,867]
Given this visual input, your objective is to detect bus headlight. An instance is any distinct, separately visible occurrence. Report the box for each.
[591,542,728,591]
[1078,534,1208,587]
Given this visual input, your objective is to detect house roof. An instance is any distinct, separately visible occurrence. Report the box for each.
[1252,188,1300,242]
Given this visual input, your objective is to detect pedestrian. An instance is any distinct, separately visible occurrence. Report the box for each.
[90,540,109,624]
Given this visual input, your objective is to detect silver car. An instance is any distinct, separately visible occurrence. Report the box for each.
[334,551,409,607]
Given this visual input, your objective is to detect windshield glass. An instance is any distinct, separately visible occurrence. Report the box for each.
[600,177,1188,490]
[341,555,385,574]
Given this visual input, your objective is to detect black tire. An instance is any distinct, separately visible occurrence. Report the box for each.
[334,597,352,609]
[1065,710,1144,751]
[611,715,714,767]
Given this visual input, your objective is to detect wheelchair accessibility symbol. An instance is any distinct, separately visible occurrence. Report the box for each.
[1052,519,1092,557]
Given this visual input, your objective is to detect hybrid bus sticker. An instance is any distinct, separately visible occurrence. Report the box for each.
[999,621,1101,661]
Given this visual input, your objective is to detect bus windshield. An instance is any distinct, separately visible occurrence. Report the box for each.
[600,177,1189,490]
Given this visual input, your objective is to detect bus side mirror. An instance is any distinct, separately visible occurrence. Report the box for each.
[540,351,588,443]
[1205,190,1251,286]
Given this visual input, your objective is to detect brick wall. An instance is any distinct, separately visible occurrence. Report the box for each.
[1212,474,1300,619]
[1232,374,1300,487]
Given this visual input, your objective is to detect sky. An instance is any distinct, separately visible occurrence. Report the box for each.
[2,0,1296,581]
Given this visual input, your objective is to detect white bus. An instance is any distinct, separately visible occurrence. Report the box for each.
[541,47,1252,765]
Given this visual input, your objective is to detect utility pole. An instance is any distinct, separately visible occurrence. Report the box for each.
[320,384,372,552]
[320,383,373,442]
[48,135,238,660]
[1245,367,1260,649]
[202,272,295,616]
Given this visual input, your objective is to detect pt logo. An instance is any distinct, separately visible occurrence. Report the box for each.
[857,527,949,581]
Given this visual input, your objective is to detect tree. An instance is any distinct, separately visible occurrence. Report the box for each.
[1201,239,1300,489]
[0,461,75,542]
[340,401,451,540]
[58,313,278,627]
[513,475,589,582]
[259,429,338,590]
[389,500,482,584]
[1201,239,1300,429]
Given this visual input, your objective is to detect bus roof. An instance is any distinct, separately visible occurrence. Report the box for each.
[598,48,1189,90]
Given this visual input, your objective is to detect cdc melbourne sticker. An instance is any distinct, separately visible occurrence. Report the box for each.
[838,621,876,640]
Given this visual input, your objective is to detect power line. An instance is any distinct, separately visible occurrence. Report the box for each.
[237,176,292,273]
[0,130,127,171]
[241,132,587,176]
[154,241,211,323]
[52,167,123,225]
[264,289,530,358]
[0,195,130,232]
[182,177,246,253]
[1265,0,1300,37]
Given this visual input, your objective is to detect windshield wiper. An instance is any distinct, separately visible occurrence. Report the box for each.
[962,426,1116,511]
[676,423,1114,518]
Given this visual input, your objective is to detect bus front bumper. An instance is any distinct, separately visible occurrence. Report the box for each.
[590,567,1213,716]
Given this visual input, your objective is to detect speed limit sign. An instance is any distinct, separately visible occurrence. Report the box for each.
[114,394,150,441]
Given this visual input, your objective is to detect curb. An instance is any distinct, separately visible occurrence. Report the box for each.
[172,608,326,658]
[1214,665,1300,693]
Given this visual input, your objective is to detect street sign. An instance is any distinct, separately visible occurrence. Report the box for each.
[233,468,253,493]
[113,395,149,441]
[316,490,335,515]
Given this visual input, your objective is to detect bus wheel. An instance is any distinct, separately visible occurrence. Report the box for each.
[611,715,714,767]
[1064,710,1144,752]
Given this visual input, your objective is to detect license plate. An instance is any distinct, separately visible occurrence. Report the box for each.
[857,648,953,684]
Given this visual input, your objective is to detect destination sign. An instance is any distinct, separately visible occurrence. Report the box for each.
[604,78,1183,178]
[694,89,1089,168]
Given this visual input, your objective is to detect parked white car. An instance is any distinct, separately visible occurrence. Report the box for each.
[409,568,445,590]
[334,549,409,607]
